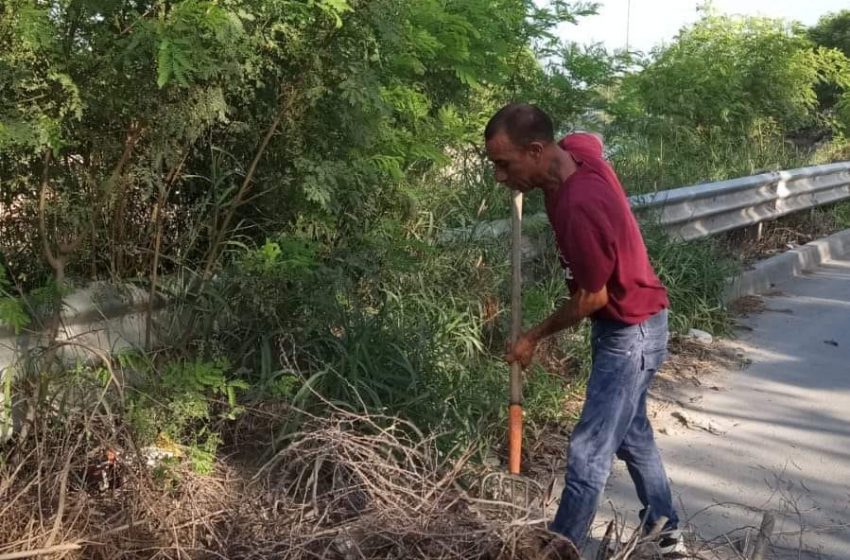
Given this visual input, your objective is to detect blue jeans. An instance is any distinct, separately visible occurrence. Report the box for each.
[550,309,678,549]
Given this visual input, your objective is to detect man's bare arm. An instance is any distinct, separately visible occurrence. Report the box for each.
[529,286,608,341]
[507,286,608,368]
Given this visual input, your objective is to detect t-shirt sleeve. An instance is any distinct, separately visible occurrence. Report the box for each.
[556,200,617,293]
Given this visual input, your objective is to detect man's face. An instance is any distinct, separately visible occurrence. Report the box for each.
[485,132,543,193]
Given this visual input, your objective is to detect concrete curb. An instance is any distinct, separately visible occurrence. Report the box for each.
[725,228,850,301]
[0,280,175,339]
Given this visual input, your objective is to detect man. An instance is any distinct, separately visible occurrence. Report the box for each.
[484,103,684,555]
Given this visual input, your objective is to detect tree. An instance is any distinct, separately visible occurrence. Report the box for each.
[810,10,850,57]
[809,11,850,131]
[0,0,594,289]
[602,13,850,188]
[627,15,824,131]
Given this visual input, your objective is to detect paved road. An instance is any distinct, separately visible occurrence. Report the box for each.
[561,256,850,558]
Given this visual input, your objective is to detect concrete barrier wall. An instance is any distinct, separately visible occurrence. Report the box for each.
[0,282,159,440]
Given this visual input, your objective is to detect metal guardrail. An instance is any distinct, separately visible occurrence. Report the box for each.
[443,161,850,242]
[632,161,850,241]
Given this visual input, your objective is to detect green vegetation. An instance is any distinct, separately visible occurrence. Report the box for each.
[608,12,850,191]
[2,1,850,471]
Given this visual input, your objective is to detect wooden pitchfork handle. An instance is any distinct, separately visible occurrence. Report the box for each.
[508,191,523,475]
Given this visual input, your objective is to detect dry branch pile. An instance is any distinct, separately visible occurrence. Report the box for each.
[1,399,762,560]
[0,406,582,560]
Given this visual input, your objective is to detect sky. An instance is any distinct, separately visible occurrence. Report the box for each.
[558,0,849,52]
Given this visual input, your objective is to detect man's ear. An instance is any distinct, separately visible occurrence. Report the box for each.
[527,141,544,160]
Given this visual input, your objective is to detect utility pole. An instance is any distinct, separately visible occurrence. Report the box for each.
[625,0,632,51]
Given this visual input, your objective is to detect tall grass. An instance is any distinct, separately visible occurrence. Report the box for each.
[612,121,808,195]
[641,222,739,334]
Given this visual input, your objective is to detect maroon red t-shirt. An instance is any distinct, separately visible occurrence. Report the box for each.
[544,146,668,325]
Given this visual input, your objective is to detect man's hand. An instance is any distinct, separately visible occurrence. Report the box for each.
[506,332,538,369]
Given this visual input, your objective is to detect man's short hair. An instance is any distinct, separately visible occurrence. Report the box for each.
[484,103,555,147]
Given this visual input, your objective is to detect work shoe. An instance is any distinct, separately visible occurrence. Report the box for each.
[656,528,689,558]
[602,529,688,558]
